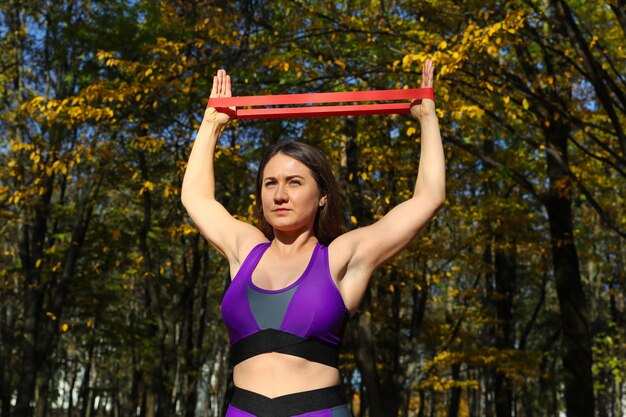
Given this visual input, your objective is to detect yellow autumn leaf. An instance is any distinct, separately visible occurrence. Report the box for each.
[60,323,69,332]
[522,98,529,110]
[350,216,357,225]
[183,223,197,235]
[406,126,416,136]
[402,55,410,68]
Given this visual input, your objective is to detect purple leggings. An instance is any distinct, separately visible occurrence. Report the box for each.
[225,385,349,417]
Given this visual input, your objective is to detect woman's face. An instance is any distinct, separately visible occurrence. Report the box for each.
[261,153,326,235]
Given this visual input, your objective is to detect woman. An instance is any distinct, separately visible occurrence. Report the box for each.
[181,59,444,417]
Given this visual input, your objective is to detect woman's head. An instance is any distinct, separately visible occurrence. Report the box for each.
[255,141,345,245]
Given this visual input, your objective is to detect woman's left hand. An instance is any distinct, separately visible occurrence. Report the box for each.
[410,59,436,121]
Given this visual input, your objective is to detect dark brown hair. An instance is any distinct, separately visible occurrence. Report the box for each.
[254,141,345,246]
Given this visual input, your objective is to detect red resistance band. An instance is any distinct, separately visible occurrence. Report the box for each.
[206,88,434,119]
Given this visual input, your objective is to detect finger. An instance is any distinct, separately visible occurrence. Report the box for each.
[210,75,218,98]
[217,70,225,96]
[422,59,434,88]
[225,74,232,98]
[221,69,230,94]
[221,70,228,96]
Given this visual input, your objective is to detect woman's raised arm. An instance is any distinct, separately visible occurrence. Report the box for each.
[330,59,445,312]
[181,69,264,265]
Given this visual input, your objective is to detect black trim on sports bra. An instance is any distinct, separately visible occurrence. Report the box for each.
[230,328,339,368]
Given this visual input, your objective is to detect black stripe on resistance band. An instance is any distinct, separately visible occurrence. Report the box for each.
[230,329,339,368]
[231,385,346,417]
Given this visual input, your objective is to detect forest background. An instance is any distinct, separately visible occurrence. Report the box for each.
[1,1,625,417]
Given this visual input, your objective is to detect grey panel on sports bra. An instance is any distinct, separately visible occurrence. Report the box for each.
[331,405,350,417]
[247,285,298,329]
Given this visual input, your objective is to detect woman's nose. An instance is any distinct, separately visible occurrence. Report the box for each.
[273,184,288,203]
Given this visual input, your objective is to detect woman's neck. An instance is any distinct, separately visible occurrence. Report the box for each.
[271,230,318,254]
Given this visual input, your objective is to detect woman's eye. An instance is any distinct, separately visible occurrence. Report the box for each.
[264,182,276,187]
[290,180,302,185]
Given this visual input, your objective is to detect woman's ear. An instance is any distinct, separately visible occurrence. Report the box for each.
[319,194,327,207]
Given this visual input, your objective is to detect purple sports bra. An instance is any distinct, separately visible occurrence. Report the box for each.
[221,242,350,367]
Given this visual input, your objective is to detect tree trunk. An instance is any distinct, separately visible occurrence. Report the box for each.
[483,125,516,417]
[183,236,210,417]
[67,361,78,417]
[494,235,515,417]
[137,150,171,417]
[447,363,461,417]
[34,365,51,417]
[417,390,425,417]
[354,297,387,417]
[4,14,28,412]
[15,186,51,417]
[340,118,387,417]
[144,381,156,417]
[79,342,95,417]
[544,122,594,417]
[0,345,10,417]
[387,269,403,417]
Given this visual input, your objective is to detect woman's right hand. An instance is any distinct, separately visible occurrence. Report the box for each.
[204,69,234,125]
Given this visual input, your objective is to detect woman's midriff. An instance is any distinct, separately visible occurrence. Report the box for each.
[233,352,341,398]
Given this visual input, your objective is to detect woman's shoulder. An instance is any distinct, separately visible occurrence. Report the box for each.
[326,233,358,279]
[327,226,380,278]
[327,227,366,258]
[229,235,270,280]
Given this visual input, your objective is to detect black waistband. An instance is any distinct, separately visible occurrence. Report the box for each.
[230,329,339,368]
[230,385,346,417]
